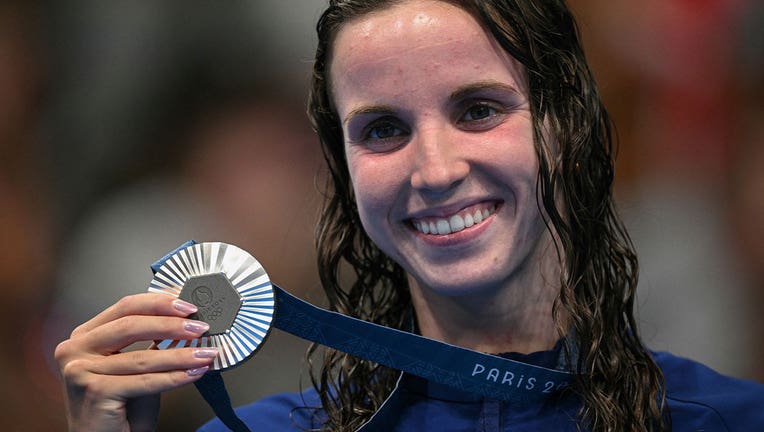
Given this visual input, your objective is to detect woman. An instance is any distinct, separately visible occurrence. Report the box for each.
[55,1,764,431]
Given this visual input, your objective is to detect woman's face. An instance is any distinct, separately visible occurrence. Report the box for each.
[330,0,551,297]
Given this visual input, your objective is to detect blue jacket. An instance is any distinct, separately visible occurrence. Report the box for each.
[198,350,764,431]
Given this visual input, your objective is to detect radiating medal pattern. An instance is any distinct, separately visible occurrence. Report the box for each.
[148,242,275,370]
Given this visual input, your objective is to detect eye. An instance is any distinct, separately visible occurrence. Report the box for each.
[456,101,506,131]
[462,104,496,121]
[352,117,409,152]
[368,121,405,139]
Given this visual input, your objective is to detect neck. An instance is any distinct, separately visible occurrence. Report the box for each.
[409,252,562,355]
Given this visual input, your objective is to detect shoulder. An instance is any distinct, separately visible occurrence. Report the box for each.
[653,351,764,431]
[197,387,324,432]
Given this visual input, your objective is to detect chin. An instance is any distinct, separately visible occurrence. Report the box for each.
[411,270,508,298]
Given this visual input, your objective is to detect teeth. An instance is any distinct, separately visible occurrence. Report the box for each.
[436,220,450,235]
[464,213,474,227]
[412,204,495,236]
[449,214,465,232]
[473,209,483,224]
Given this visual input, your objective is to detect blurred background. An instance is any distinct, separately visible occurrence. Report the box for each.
[0,0,761,430]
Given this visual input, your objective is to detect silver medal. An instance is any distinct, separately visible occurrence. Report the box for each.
[148,242,275,370]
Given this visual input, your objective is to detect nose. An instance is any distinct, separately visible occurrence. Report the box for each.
[409,128,469,194]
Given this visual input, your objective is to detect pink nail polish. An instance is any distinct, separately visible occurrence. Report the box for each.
[187,366,209,376]
[172,299,198,314]
[193,348,219,359]
[184,320,209,333]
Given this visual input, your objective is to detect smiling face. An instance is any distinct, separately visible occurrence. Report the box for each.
[330,0,553,299]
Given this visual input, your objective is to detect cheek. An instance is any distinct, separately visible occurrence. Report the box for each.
[473,126,539,184]
[348,157,391,228]
[348,154,411,243]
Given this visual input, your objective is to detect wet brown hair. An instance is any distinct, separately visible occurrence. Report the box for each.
[307,0,669,430]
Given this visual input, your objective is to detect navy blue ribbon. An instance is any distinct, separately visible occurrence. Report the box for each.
[272,284,572,402]
[151,242,573,431]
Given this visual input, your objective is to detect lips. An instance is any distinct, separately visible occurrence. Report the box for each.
[410,202,498,235]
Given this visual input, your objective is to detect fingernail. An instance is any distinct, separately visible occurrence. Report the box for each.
[193,348,219,359]
[184,320,209,333]
[187,366,209,376]
[173,299,198,314]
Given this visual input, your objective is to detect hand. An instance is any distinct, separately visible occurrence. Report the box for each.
[55,293,217,432]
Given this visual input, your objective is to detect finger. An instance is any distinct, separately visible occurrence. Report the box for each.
[73,292,195,336]
[79,367,211,401]
[78,315,210,354]
[82,347,219,376]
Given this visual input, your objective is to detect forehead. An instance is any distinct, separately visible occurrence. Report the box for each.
[329,0,526,103]
[338,1,481,51]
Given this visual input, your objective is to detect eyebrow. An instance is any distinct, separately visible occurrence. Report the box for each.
[342,80,522,126]
[343,104,396,126]
[448,80,522,101]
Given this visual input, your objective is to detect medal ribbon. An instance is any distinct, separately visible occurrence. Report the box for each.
[150,241,573,432]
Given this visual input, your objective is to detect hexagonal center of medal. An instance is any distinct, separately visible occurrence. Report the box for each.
[179,273,241,336]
